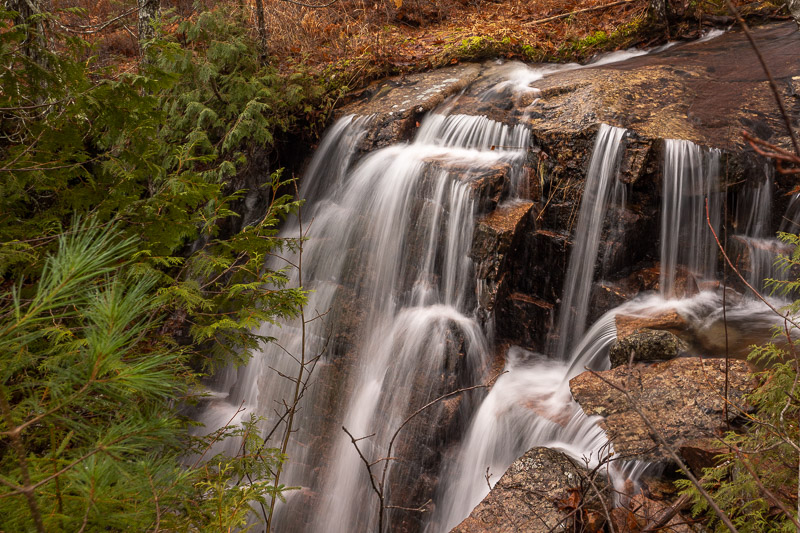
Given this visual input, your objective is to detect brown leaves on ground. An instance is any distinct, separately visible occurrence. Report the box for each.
[49,0,784,94]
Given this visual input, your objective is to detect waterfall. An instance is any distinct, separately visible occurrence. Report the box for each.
[430,125,627,532]
[737,169,776,292]
[195,60,792,533]
[780,193,800,234]
[195,101,532,532]
[428,347,609,533]
[553,124,627,360]
[660,140,722,296]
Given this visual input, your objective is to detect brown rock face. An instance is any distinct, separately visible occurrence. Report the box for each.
[610,493,692,533]
[569,358,754,464]
[449,447,597,533]
[423,158,512,213]
[340,64,482,151]
[471,201,535,314]
[615,309,689,340]
[527,23,800,152]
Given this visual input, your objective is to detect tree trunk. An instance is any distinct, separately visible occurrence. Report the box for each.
[137,0,160,56]
[5,0,48,61]
[649,0,668,24]
[785,0,800,30]
[253,0,268,56]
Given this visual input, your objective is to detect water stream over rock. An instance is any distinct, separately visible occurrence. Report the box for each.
[194,22,800,533]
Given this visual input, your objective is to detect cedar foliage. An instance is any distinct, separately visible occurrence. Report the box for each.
[0,4,326,530]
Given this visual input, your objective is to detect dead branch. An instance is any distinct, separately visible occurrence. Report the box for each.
[343,371,505,532]
[743,131,800,176]
[725,0,800,156]
[342,426,383,500]
[53,6,138,35]
[279,0,341,7]
[640,493,691,532]
[705,199,800,331]
[191,401,246,469]
[523,0,638,26]
[731,445,800,530]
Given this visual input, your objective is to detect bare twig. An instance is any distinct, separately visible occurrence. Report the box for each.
[0,385,45,533]
[53,7,138,35]
[266,180,314,531]
[731,445,800,530]
[743,131,800,175]
[191,401,246,470]
[279,0,341,7]
[342,425,383,501]
[344,371,505,532]
[523,0,637,26]
[705,199,800,331]
[725,0,800,156]
[640,493,691,532]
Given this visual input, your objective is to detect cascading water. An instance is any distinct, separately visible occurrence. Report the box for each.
[553,125,627,360]
[660,139,721,296]
[733,167,792,293]
[195,56,794,533]
[429,124,628,532]
[196,96,532,531]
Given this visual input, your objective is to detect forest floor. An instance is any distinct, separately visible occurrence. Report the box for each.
[80,0,792,91]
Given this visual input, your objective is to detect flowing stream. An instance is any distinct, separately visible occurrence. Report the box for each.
[195,57,791,533]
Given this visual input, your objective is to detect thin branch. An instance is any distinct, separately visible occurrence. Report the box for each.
[743,131,800,174]
[0,385,46,533]
[640,494,691,532]
[725,0,800,156]
[386,499,432,512]
[731,446,800,530]
[279,0,341,8]
[191,401,246,470]
[266,179,310,532]
[53,6,138,35]
[523,0,637,26]
[342,425,383,504]
[705,198,800,331]
[376,372,505,530]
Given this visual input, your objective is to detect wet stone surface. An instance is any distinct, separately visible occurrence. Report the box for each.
[449,447,599,533]
[569,358,754,464]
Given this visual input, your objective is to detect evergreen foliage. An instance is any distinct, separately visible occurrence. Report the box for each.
[0,4,324,530]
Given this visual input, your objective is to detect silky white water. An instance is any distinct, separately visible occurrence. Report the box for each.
[660,139,721,296]
[553,124,627,360]
[193,58,791,533]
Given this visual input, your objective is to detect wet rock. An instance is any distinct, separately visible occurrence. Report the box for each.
[608,329,689,368]
[496,292,554,349]
[423,158,511,212]
[679,437,729,475]
[450,447,599,533]
[615,308,689,340]
[494,226,567,350]
[569,358,754,464]
[471,202,535,313]
[339,64,482,151]
[388,320,477,533]
[618,136,654,185]
[527,23,800,152]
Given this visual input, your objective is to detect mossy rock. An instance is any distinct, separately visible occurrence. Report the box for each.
[608,328,688,368]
